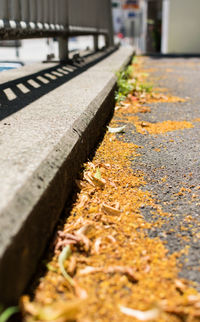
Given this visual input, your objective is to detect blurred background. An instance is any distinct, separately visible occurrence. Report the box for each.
[112,0,200,55]
[1,0,200,71]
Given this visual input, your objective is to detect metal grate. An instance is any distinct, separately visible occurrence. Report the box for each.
[0,0,114,60]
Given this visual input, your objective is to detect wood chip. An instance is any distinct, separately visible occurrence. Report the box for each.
[101,203,121,216]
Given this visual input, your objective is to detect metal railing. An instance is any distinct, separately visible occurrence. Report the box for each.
[0,0,114,60]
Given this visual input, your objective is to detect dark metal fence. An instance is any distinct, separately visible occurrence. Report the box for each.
[0,0,114,60]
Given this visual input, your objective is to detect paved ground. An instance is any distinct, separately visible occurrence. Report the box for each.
[122,57,200,289]
[19,55,200,321]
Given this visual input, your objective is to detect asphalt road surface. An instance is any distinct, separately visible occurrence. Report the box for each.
[122,57,200,290]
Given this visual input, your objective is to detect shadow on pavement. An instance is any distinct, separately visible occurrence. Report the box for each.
[0,47,116,121]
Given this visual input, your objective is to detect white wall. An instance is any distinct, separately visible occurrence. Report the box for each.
[166,0,200,53]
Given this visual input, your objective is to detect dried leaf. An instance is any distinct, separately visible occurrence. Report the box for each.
[107,125,126,133]
[141,122,149,128]
[75,224,93,251]
[106,235,116,243]
[87,162,95,170]
[119,306,160,321]
[106,266,137,283]
[93,237,102,254]
[55,233,81,252]
[77,194,89,208]
[114,201,120,210]
[175,279,186,293]
[101,203,121,216]
[68,256,77,275]
[79,265,137,282]
[56,224,93,253]
[84,172,106,188]
[100,163,111,169]
[76,223,93,236]
[121,102,131,107]
[76,233,91,251]
[91,175,106,188]
[84,173,95,187]
[73,282,88,300]
[79,266,100,275]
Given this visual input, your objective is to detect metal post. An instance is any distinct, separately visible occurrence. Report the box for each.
[161,0,170,54]
[93,35,98,51]
[105,0,114,47]
[104,31,114,48]
[104,34,109,48]
[58,36,69,61]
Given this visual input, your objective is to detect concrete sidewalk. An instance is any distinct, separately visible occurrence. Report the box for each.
[0,47,134,305]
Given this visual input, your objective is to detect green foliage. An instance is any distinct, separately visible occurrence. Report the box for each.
[115,57,153,103]
[58,245,75,287]
[115,65,134,103]
[135,82,153,93]
[132,56,138,64]
[94,167,101,180]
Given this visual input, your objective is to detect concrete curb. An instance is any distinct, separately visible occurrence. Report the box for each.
[0,47,134,305]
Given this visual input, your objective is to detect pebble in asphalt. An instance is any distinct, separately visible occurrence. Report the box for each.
[121,57,200,290]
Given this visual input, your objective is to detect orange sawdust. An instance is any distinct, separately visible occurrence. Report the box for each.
[20,57,200,322]
[161,176,167,182]
[116,97,151,115]
[115,66,186,121]
[141,67,157,73]
[148,93,186,104]
[21,134,200,322]
[153,87,168,92]
[115,115,193,135]
[133,120,194,135]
